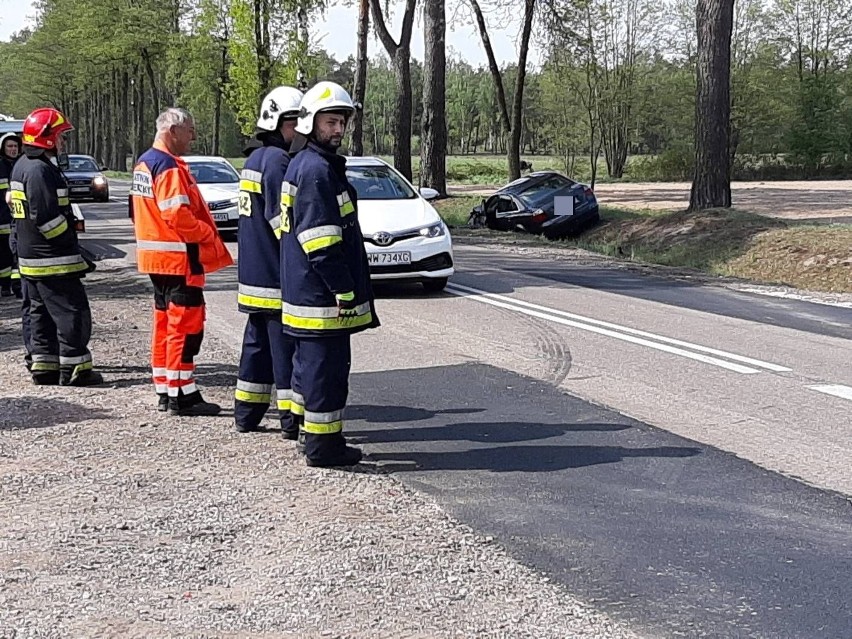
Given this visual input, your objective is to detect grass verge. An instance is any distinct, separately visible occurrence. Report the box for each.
[433,196,852,293]
[103,170,131,180]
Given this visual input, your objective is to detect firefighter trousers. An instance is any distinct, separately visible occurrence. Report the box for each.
[26,276,93,384]
[235,313,296,433]
[150,275,205,404]
[292,334,352,464]
[20,277,32,369]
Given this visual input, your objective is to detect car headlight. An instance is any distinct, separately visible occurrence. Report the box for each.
[419,222,445,238]
[93,176,107,186]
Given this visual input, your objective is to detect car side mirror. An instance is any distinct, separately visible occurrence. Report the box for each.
[419,187,440,201]
[100,165,109,172]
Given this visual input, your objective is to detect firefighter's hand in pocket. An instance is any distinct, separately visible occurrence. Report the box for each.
[336,292,358,319]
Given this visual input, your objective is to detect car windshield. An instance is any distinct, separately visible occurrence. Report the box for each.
[68,157,98,172]
[516,175,575,209]
[188,161,239,184]
[346,164,416,200]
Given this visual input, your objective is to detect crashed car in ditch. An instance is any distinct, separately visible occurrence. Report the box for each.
[470,171,600,239]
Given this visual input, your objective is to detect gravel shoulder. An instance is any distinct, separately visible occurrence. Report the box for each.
[0,263,640,639]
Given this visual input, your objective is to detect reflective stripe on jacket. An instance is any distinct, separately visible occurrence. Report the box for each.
[279,142,379,336]
[130,141,233,279]
[9,152,88,279]
[237,141,291,313]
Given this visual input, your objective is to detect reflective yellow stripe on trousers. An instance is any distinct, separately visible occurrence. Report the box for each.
[235,379,272,404]
[304,409,344,435]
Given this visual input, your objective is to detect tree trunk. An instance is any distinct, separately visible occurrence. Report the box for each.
[420,0,447,194]
[254,0,272,90]
[351,0,370,156]
[370,0,417,180]
[392,52,414,180]
[212,43,226,156]
[141,49,160,116]
[507,0,535,180]
[470,0,535,181]
[690,0,734,210]
[135,70,147,162]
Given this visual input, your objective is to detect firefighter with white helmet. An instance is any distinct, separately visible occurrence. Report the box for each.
[233,85,305,435]
[279,81,379,467]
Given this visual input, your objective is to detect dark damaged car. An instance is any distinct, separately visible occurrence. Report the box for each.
[471,171,600,239]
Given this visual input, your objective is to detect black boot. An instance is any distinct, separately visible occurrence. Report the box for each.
[235,420,258,433]
[280,411,299,440]
[305,445,362,468]
[169,391,221,417]
[289,414,305,446]
[32,371,60,386]
[157,394,169,412]
[304,433,363,468]
[61,369,104,387]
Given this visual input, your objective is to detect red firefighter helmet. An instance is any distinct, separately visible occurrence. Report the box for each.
[21,107,74,150]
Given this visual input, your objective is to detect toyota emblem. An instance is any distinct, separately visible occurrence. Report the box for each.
[373,231,393,246]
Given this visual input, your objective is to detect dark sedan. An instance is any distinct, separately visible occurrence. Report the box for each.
[473,171,600,239]
[64,154,110,202]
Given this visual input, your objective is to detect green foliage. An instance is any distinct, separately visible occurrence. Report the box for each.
[787,75,848,172]
[5,0,852,182]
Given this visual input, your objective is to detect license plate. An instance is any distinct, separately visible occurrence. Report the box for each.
[212,212,231,222]
[369,251,411,265]
[71,187,89,193]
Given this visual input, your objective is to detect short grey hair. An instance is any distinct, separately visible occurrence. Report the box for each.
[155,107,193,134]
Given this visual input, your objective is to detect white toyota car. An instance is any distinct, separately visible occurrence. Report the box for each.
[346,156,454,292]
[184,156,241,233]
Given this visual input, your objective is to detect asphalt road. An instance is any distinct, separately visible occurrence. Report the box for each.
[79,190,852,639]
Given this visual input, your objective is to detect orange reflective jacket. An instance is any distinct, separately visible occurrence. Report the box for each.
[131,141,233,281]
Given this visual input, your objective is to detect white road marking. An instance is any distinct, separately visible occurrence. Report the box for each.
[446,283,791,375]
[447,283,791,373]
[808,384,852,402]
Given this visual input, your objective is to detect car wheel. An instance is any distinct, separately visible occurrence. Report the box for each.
[421,277,448,293]
[96,192,110,202]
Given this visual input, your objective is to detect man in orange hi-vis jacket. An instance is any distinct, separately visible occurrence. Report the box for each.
[130,108,233,417]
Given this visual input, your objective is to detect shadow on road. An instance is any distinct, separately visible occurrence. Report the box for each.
[347,404,484,423]
[347,415,630,445]
[366,443,700,473]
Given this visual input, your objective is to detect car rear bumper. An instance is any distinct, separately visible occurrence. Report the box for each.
[539,205,600,238]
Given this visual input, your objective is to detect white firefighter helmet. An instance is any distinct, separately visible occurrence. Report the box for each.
[295,81,356,136]
[256,86,304,132]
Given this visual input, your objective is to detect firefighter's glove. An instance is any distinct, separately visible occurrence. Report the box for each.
[336,292,358,319]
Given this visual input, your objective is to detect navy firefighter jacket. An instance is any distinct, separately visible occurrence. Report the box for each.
[237,140,291,313]
[279,141,379,337]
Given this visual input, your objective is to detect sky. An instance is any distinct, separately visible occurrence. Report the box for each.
[0,0,537,67]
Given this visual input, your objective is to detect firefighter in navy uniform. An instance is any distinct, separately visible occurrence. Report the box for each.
[234,85,304,435]
[0,132,20,297]
[10,108,102,386]
[280,81,379,468]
